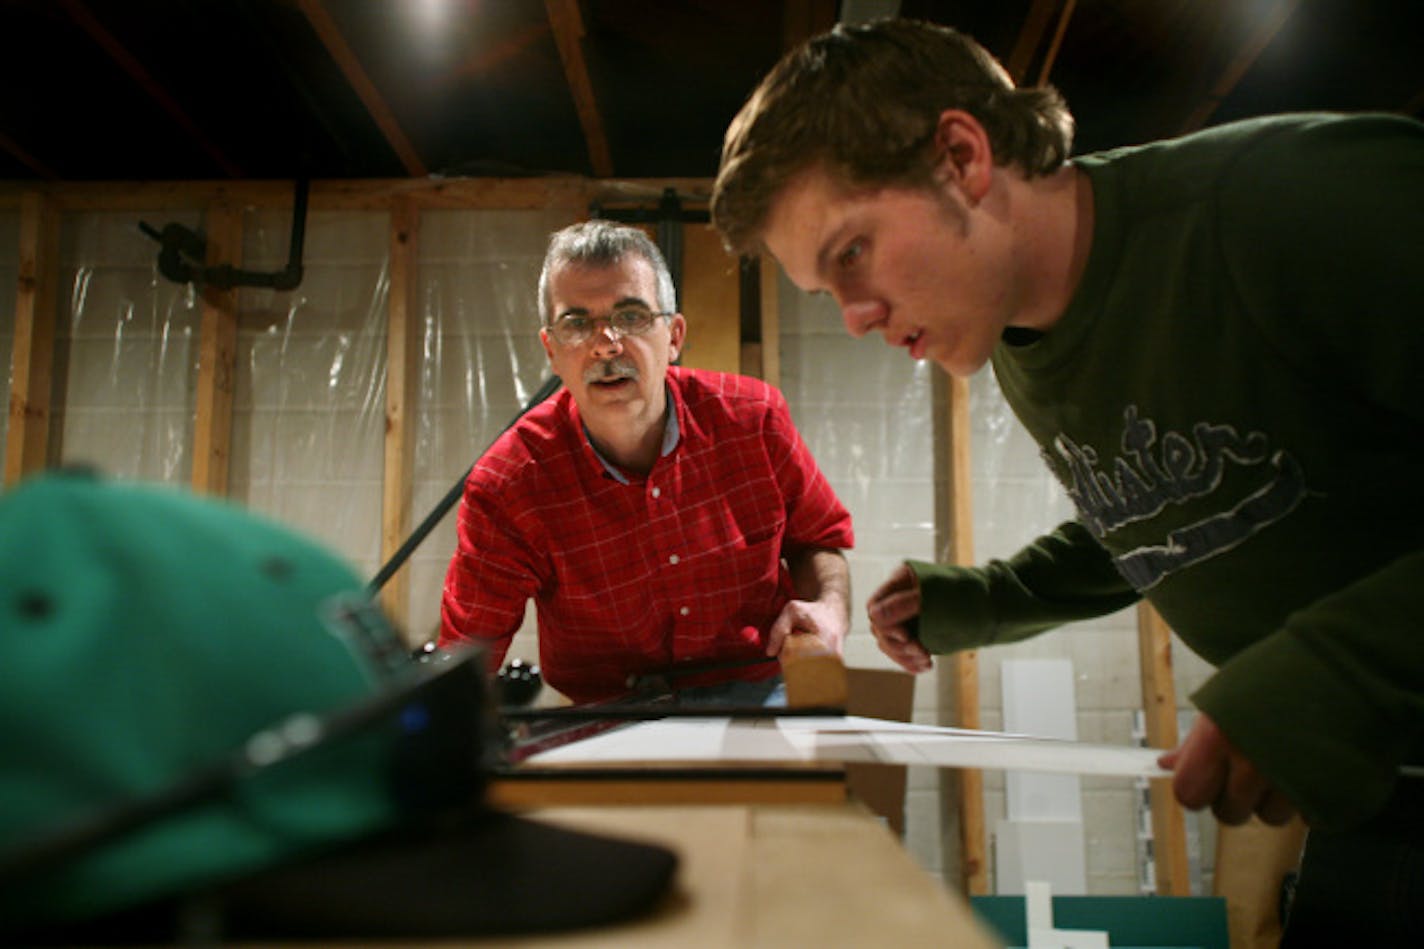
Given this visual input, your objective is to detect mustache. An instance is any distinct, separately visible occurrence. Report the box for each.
[583,358,640,385]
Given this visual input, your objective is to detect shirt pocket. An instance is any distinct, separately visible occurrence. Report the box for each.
[680,507,790,644]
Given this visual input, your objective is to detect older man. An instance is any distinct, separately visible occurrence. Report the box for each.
[440,221,853,706]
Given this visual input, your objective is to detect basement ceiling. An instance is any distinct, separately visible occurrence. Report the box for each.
[2,1,1420,184]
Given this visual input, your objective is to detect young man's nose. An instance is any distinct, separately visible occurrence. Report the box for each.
[840,299,883,338]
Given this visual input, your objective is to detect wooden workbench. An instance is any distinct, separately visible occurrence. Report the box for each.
[462,803,1002,948]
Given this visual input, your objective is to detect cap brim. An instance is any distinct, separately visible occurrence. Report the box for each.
[27,805,679,943]
[223,805,680,937]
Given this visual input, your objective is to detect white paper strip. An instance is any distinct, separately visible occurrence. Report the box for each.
[523,714,1171,779]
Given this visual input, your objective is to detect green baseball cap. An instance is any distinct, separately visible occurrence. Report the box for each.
[0,472,675,940]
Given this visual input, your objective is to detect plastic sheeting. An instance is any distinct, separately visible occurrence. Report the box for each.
[54,211,201,483]
[231,209,389,580]
[5,203,1212,895]
[32,206,566,647]
[17,201,1141,705]
[233,206,573,645]
[406,208,574,642]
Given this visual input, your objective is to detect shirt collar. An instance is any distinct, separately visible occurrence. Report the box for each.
[584,380,680,484]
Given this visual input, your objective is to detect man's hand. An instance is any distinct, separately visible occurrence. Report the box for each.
[866,563,933,674]
[765,596,846,657]
[1159,714,1296,826]
[771,547,850,658]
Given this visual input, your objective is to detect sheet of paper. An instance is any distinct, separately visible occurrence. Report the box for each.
[523,714,1170,779]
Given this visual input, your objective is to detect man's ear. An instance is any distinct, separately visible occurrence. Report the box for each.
[539,326,556,364]
[932,109,994,205]
[667,313,687,363]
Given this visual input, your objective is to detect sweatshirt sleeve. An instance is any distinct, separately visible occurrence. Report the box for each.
[1193,550,1424,829]
[907,519,1140,654]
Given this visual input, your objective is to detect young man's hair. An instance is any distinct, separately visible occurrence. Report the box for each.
[712,18,1075,256]
[538,220,677,325]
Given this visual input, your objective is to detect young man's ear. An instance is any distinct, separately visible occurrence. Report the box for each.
[933,109,994,205]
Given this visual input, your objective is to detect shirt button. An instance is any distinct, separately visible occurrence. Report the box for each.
[680,606,690,616]
[651,486,661,498]
[668,554,679,565]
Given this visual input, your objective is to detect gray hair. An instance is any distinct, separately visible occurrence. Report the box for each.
[537,220,678,325]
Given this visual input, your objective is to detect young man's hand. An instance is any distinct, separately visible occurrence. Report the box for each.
[1160,714,1297,825]
[866,564,934,674]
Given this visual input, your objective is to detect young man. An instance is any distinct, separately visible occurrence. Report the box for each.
[440,221,853,706]
[712,17,1424,946]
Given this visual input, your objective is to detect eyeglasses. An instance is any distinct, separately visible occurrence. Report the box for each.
[547,304,671,346]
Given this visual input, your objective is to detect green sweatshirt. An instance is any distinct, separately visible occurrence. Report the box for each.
[910,113,1424,830]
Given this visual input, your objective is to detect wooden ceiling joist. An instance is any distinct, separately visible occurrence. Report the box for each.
[0,176,715,216]
[58,0,244,178]
[544,0,614,177]
[0,131,59,181]
[1034,0,1077,87]
[1006,0,1072,86]
[296,0,429,178]
[1178,0,1301,135]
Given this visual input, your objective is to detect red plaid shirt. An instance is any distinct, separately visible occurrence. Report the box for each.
[439,367,853,703]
